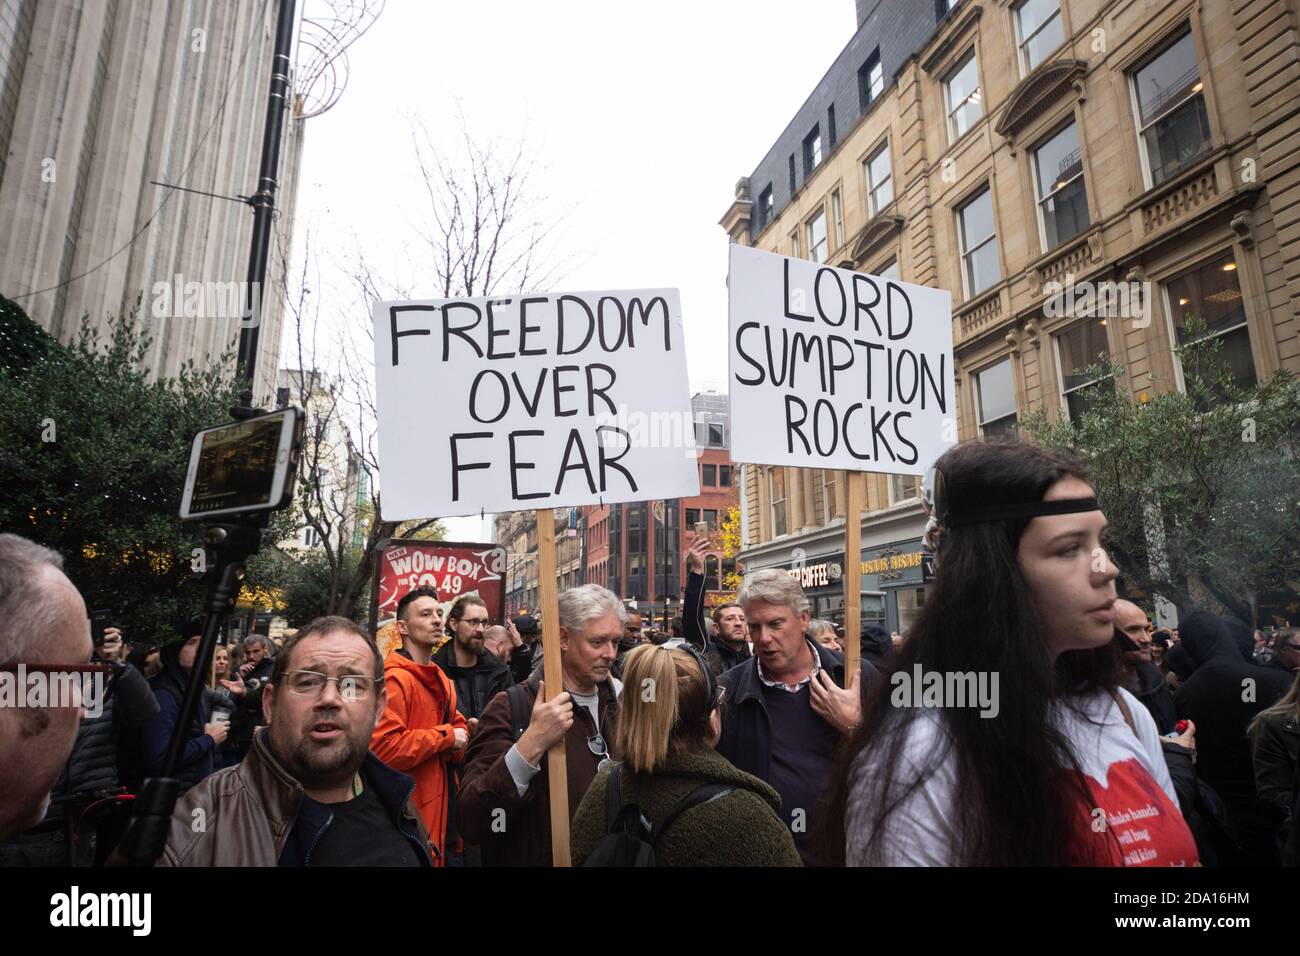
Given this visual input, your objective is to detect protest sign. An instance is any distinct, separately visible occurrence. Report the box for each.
[373,289,700,519]
[727,244,954,474]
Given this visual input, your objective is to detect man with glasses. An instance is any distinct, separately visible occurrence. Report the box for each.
[459,583,624,866]
[159,615,431,866]
[370,586,470,866]
[433,595,513,723]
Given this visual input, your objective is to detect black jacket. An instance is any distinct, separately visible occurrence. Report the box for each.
[1129,661,1177,734]
[39,660,157,825]
[229,657,274,749]
[432,639,513,721]
[716,640,877,793]
[509,640,540,684]
[142,645,215,791]
[1174,611,1294,799]
[682,569,751,676]
[1173,610,1293,864]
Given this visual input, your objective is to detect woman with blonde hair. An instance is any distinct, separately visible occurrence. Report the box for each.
[570,643,800,866]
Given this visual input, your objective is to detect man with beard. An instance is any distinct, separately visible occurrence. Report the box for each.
[158,617,431,866]
[611,608,642,679]
[433,595,513,723]
[680,535,751,676]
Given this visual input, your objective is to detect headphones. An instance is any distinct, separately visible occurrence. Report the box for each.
[675,643,719,712]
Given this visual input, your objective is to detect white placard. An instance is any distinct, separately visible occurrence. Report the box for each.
[727,244,954,474]
[374,289,700,519]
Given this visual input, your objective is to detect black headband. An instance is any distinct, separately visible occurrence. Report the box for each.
[922,463,1100,532]
[944,496,1101,527]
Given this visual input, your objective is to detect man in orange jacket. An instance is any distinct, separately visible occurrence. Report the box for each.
[370,587,470,865]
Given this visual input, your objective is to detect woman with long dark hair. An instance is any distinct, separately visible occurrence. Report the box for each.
[819,440,1198,866]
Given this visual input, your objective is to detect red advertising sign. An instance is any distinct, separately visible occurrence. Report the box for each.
[370,539,507,635]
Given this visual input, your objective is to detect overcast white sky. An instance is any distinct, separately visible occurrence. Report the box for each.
[286,0,855,538]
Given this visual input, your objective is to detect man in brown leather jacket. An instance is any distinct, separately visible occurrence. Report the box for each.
[158,616,432,866]
[458,584,624,866]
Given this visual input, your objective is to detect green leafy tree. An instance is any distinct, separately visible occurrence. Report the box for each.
[0,296,241,641]
[1022,324,1300,625]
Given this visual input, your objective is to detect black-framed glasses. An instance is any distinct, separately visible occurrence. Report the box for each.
[283,670,380,700]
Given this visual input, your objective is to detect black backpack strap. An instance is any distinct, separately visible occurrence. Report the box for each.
[648,784,733,844]
[603,763,625,832]
[507,684,530,743]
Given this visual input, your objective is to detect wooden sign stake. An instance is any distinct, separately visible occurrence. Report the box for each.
[842,471,864,684]
[535,511,571,867]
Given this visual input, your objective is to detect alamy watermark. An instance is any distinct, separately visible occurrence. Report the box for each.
[0,665,107,718]
[1043,272,1151,328]
[889,663,1000,718]
[150,274,262,328]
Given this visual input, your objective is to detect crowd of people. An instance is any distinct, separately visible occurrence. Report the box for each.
[1,439,1298,867]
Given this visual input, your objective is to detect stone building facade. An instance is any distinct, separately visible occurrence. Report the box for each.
[721,0,1300,633]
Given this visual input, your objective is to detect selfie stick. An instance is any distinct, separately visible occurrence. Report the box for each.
[120,518,267,865]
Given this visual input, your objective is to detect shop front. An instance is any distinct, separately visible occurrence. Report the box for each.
[779,551,848,625]
[858,537,931,636]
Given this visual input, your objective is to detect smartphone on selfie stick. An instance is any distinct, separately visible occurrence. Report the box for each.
[118,407,302,866]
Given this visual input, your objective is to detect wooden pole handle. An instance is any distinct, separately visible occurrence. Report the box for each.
[535,511,571,867]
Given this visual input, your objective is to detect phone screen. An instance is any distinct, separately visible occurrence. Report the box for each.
[185,412,290,517]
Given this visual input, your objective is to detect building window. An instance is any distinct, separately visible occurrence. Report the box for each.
[821,470,840,521]
[889,474,919,503]
[719,464,732,487]
[769,468,788,537]
[876,259,901,282]
[704,509,718,527]
[803,125,822,176]
[686,508,700,527]
[828,103,837,148]
[702,463,717,486]
[1131,29,1212,187]
[866,141,893,216]
[831,189,844,250]
[758,184,774,229]
[858,50,884,110]
[1055,318,1111,423]
[1032,121,1089,250]
[1014,0,1064,75]
[789,154,796,194]
[975,358,1018,436]
[304,527,321,547]
[957,187,1000,298]
[943,49,982,142]
[1165,253,1255,393]
[791,228,800,258]
[807,209,828,264]
[709,423,724,446]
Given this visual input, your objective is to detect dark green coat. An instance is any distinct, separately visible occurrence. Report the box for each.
[570,747,802,866]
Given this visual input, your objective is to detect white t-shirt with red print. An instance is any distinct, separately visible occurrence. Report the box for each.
[845,686,1200,866]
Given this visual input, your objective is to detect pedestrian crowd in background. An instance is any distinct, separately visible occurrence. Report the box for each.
[2,439,1298,868]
